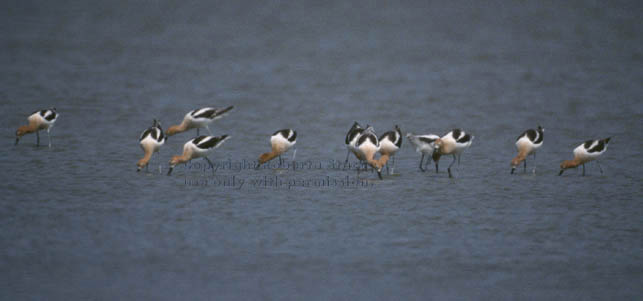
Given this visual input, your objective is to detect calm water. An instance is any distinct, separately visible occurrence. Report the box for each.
[1,0,642,299]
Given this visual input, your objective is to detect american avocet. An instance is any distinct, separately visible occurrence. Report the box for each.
[167,135,230,175]
[257,129,297,168]
[379,125,403,174]
[355,126,386,179]
[137,119,166,172]
[434,129,474,178]
[559,137,610,176]
[406,132,440,172]
[344,121,364,166]
[15,108,58,148]
[166,106,234,137]
[511,125,544,174]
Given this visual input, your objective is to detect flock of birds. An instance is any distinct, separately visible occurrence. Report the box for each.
[14,106,611,178]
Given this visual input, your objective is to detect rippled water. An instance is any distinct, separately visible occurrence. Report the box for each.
[1,0,642,299]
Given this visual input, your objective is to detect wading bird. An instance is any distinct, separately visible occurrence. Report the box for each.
[406,132,440,172]
[378,125,403,174]
[354,126,386,179]
[15,108,58,148]
[137,119,166,172]
[167,135,230,175]
[434,129,474,178]
[166,106,234,137]
[559,138,610,176]
[511,125,544,174]
[257,129,297,168]
[344,122,364,167]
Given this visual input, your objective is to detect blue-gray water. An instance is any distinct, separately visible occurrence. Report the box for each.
[1,1,642,299]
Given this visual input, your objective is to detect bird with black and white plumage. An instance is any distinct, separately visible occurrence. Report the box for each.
[167,135,230,175]
[15,107,59,148]
[166,106,234,137]
[257,129,297,168]
[354,126,386,179]
[378,125,403,174]
[434,128,474,178]
[511,125,544,174]
[344,121,365,167]
[406,132,440,172]
[559,137,610,176]
[137,119,166,172]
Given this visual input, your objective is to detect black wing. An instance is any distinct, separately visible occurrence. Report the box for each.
[358,133,378,145]
[273,129,296,142]
[456,132,472,143]
[198,135,229,149]
[418,137,437,144]
[191,108,217,119]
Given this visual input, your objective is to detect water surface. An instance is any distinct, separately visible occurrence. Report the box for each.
[1,0,642,299]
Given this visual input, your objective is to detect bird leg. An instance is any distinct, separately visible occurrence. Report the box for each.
[419,153,425,172]
[204,157,215,174]
[597,161,604,174]
[47,129,52,148]
[344,150,350,169]
[447,154,457,178]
